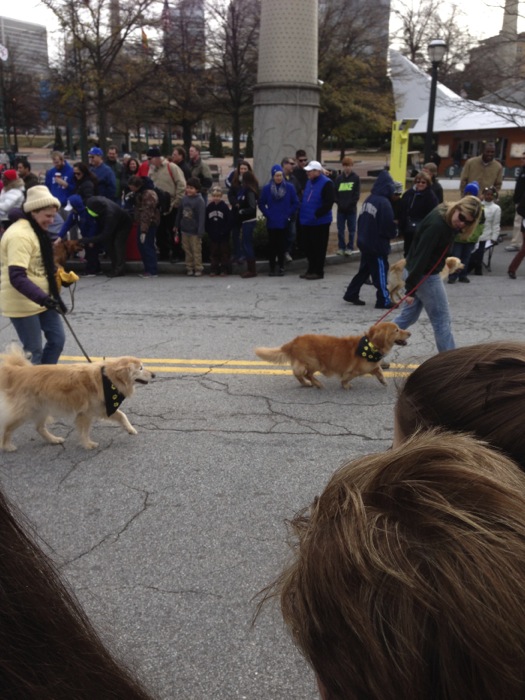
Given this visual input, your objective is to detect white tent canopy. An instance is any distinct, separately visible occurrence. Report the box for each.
[389,49,525,134]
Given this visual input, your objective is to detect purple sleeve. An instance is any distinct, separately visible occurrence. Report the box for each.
[8,266,48,305]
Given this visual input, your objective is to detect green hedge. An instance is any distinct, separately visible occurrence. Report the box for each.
[498,192,515,227]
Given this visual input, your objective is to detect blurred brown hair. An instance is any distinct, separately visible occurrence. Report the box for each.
[264,430,525,699]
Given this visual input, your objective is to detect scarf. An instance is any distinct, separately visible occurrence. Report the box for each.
[27,215,67,313]
[270,181,287,201]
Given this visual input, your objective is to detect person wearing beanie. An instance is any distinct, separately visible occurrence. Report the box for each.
[0,185,66,364]
[0,169,25,230]
[448,182,482,284]
[58,195,100,275]
[126,175,161,278]
[259,164,299,276]
[88,147,117,201]
[77,196,133,277]
[44,151,75,208]
[334,156,360,255]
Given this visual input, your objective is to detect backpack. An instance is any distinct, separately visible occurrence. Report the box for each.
[153,186,171,215]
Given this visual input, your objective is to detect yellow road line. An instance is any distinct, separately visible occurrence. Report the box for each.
[59,355,414,377]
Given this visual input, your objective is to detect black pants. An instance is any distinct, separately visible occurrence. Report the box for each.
[108,212,133,274]
[156,208,178,260]
[302,224,330,277]
[268,228,286,270]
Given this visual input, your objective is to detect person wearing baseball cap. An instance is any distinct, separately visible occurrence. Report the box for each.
[88,146,117,201]
[45,151,75,209]
[0,185,66,364]
[298,160,335,280]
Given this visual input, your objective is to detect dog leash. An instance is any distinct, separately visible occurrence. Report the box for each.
[58,310,92,363]
[374,244,451,325]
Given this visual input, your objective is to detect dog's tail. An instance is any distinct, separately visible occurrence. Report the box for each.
[254,346,290,365]
[0,343,31,367]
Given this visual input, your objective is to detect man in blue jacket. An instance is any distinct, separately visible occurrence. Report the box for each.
[298,160,335,280]
[88,147,117,201]
[343,169,397,308]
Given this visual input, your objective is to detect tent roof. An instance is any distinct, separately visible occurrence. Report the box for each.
[389,49,525,134]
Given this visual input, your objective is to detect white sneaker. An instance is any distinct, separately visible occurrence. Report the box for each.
[284,252,293,263]
[336,249,345,256]
[344,249,352,256]
[194,271,202,277]
[505,245,519,252]
[186,270,194,276]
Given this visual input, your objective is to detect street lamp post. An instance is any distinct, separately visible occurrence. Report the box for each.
[423,39,447,164]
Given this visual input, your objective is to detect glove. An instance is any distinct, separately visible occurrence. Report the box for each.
[140,232,146,244]
[42,296,61,312]
[174,234,180,245]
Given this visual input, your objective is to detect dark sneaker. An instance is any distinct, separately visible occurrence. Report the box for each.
[458,277,470,283]
[509,271,517,279]
[375,302,394,309]
[344,296,366,305]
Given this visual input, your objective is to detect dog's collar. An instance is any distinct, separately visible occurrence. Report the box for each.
[356,336,383,363]
[101,367,125,416]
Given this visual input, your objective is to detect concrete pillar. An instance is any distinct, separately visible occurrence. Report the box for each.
[253,0,320,185]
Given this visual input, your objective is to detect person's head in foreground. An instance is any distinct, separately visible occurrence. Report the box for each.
[395,341,525,467]
[270,430,525,700]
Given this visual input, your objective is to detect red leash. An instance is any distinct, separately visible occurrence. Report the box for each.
[374,245,451,325]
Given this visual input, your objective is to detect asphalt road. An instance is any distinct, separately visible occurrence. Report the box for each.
[0,244,523,700]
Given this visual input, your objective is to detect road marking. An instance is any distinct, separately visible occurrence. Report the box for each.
[60,356,416,377]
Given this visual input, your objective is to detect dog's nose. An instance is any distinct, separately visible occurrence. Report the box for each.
[150,372,156,379]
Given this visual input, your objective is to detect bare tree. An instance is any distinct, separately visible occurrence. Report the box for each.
[206,0,260,163]
[43,0,158,153]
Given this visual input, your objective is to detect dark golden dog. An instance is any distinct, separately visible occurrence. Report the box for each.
[255,322,410,389]
[0,345,155,451]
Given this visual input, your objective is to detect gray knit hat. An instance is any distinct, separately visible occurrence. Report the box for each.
[23,185,61,213]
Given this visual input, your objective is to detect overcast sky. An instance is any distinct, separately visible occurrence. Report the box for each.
[1,0,521,56]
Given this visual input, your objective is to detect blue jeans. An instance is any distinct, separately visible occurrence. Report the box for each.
[10,310,65,364]
[138,224,158,275]
[241,220,256,260]
[394,272,455,352]
[337,210,356,250]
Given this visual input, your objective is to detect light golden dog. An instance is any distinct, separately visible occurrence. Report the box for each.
[255,322,410,389]
[0,345,155,451]
[388,256,464,302]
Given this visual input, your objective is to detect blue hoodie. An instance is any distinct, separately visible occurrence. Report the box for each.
[356,170,397,256]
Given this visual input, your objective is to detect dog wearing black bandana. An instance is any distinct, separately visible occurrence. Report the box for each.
[0,344,155,451]
[255,322,410,389]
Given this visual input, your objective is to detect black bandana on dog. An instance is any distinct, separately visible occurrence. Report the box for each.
[101,368,125,416]
[356,336,383,363]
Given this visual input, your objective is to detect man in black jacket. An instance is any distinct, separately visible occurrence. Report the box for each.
[506,152,525,252]
[79,196,132,277]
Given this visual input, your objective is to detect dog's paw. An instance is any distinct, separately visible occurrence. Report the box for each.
[2,442,17,452]
[127,426,138,436]
[82,440,99,450]
[48,435,65,445]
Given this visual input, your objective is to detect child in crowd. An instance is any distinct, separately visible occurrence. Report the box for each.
[468,186,501,276]
[334,156,360,255]
[205,187,232,276]
[175,177,206,277]
[265,430,525,699]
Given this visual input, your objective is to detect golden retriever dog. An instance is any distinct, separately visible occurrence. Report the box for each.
[53,239,84,268]
[0,345,155,451]
[388,256,464,302]
[254,322,410,389]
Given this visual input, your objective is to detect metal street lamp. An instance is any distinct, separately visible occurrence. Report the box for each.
[423,38,447,164]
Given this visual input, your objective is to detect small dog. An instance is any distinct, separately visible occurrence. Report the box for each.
[388,257,464,302]
[254,322,410,389]
[53,239,84,268]
[0,345,155,451]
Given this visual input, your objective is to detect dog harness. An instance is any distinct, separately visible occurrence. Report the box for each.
[356,336,383,363]
[101,368,125,416]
